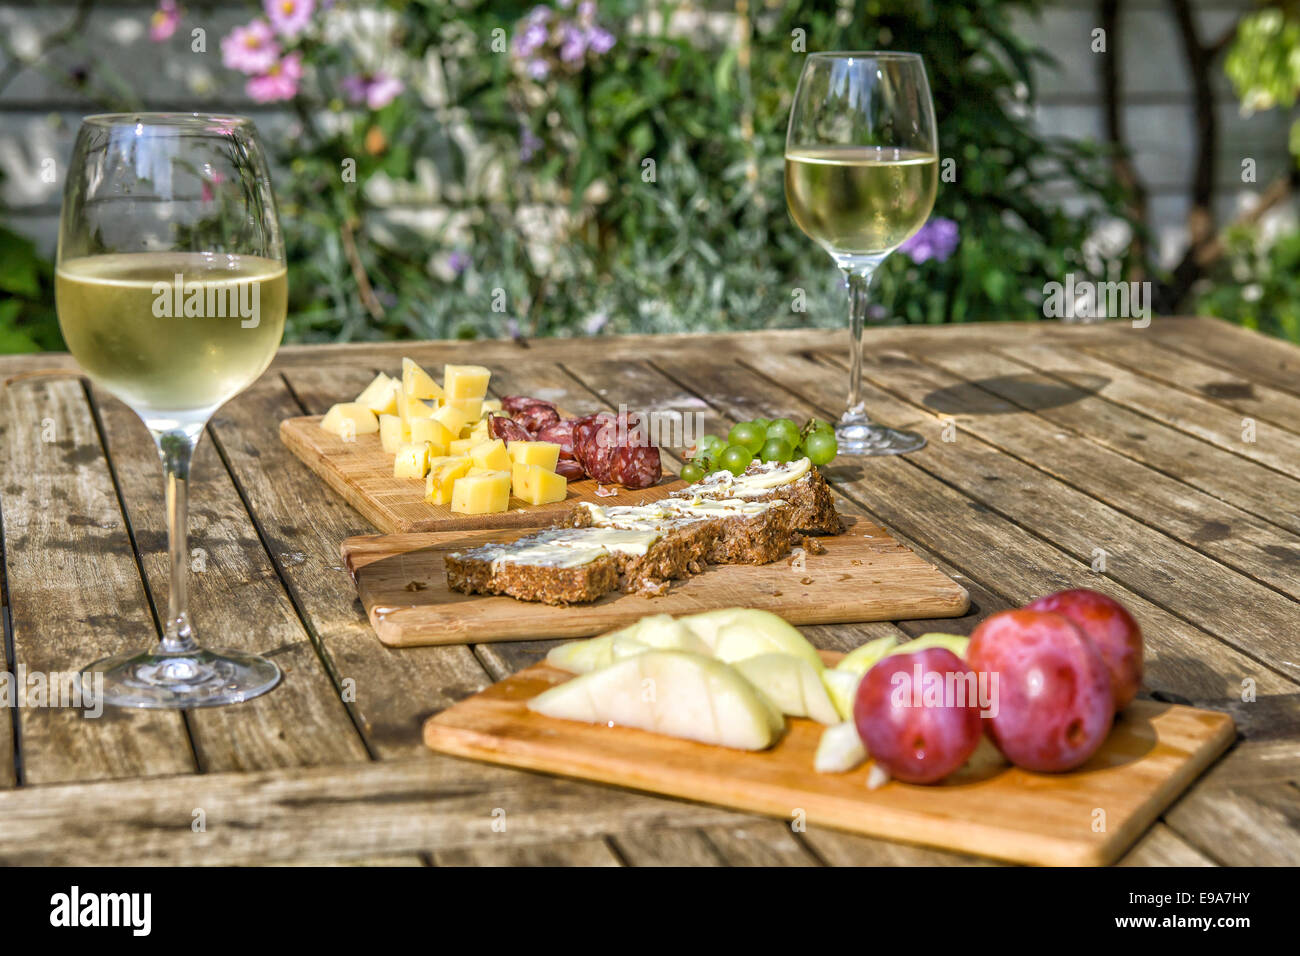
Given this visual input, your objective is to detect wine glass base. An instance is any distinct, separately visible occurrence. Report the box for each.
[835,418,927,456]
[82,647,282,709]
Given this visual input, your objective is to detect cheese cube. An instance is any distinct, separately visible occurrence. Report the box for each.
[443,364,491,400]
[482,399,503,415]
[409,417,454,455]
[450,469,510,515]
[379,414,409,454]
[402,357,444,401]
[432,400,478,436]
[320,403,379,440]
[355,373,398,415]
[449,437,476,455]
[469,418,490,442]
[394,442,431,479]
[508,440,560,472]
[512,462,568,505]
[469,438,511,472]
[398,392,434,426]
[425,457,472,505]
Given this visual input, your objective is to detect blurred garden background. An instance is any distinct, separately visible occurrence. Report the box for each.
[2,0,1300,352]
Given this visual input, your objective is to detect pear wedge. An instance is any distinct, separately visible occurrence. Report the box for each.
[821,669,862,722]
[733,653,841,724]
[814,721,868,773]
[528,650,778,750]
[835,635,900,675]
[676,608,824,671]
[887,632,970,659]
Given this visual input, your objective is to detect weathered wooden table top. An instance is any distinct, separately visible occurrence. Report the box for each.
[0,317,1295,867]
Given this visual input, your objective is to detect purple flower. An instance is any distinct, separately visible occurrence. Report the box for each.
[222,21,280,74]
[448,251,470,275]
[265,0,314,39]
[525,58,549,80]
[586,26,615,55]
[899,217,959,264]
[559,24,587,63]
[577,1,596,25]
[246,52,302,103]
[583,311,608,335]
[341,72,404,110]
[513,21,549,57]
[149,0,180,42]
[519,126,543,162]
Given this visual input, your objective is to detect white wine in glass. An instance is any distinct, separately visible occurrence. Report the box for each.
[785,53,938,455]
[56,114,287,708]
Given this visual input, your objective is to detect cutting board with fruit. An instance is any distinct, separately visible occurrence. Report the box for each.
[342,515,971,646]
[279,357,686,533]
[423,605,1236,866]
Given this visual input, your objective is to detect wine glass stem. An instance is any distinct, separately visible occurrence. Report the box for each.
[154,427,203,655]
[842,257,884,419]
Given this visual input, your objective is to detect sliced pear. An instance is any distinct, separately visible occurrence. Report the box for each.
[821,668,862,722]
[527,650,777,750]
[886,632,970,660]
[546,634,619,674]
[836,635,900,675]
[814,721,868,773]
[546,617,710,674]
[733,653,840,724]
[677,608,824,671]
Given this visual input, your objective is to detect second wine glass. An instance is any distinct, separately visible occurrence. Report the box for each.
[785,52,938,455]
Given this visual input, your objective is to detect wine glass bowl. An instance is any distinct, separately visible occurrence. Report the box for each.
[785,53,938,455]
[56,114,287,708]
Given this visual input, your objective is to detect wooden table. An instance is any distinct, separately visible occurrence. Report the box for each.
[0,317,1295,866]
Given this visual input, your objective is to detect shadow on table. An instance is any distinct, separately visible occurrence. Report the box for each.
[922,373,1109,415]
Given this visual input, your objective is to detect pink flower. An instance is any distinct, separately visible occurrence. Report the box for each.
[340,72,404,110]
[149,0,180,42]
[264,0,314,40]
[246,52,303,103]
[222,21,280,74]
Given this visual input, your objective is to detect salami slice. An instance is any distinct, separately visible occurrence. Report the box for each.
[572,413,618,484]
[554,459,586,481]
[501,395,556,415]
[536,419,577,459]
[511,401,560,435]
[611,442,662,489]
[487,414,532,443]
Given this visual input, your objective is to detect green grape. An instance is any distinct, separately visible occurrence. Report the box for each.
[804,431,837,466]
[679,462,705,483]
[718,444,754,475]
[759,437,794,463]
[750,417,770,431]
[765,418,801,448]
[806,418,834,437]
[728,422,766,454]
[694,434,723,459]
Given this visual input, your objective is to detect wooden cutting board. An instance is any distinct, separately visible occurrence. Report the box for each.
[424,651,1236,866]
[342,515,970,646]
[280,414,687,533]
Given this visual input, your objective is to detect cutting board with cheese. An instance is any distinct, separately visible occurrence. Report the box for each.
[423,649,1236,866]
[341,515,971,646]
[279,357,686,533]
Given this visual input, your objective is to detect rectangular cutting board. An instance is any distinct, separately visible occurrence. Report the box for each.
[281,414,686,533]
[424,651,1236,866]
[342,514,971,646]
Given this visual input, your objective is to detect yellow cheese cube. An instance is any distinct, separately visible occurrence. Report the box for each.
[425,457,472,505]
[449,437,476,455]
[469,438,512,472]
[355,373,398,415]
[512,463,568,505]
[320,403,379,440]
[402,357,444,401]
[443,364,491,400]
[379,414,409,454]
[481,398,503,415]
[450,469,511,515]
[394,442,431,479]
[397,393,434,426]
[431,400,478,436]
[409,417,454,454]
[508,440,560,471]
[469,418,490,442]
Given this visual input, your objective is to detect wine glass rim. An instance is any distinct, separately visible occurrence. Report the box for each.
[806,51,924,61]
[80,112,254,130]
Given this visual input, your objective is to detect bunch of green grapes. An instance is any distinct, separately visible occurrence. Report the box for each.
[680,417,837,481]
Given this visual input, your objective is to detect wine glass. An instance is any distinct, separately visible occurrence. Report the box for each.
[56,113,287,708]
[785,52,938,455]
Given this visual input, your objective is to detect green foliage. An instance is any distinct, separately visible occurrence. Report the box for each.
[0,222,64,353]
[1195,226,1300,343]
